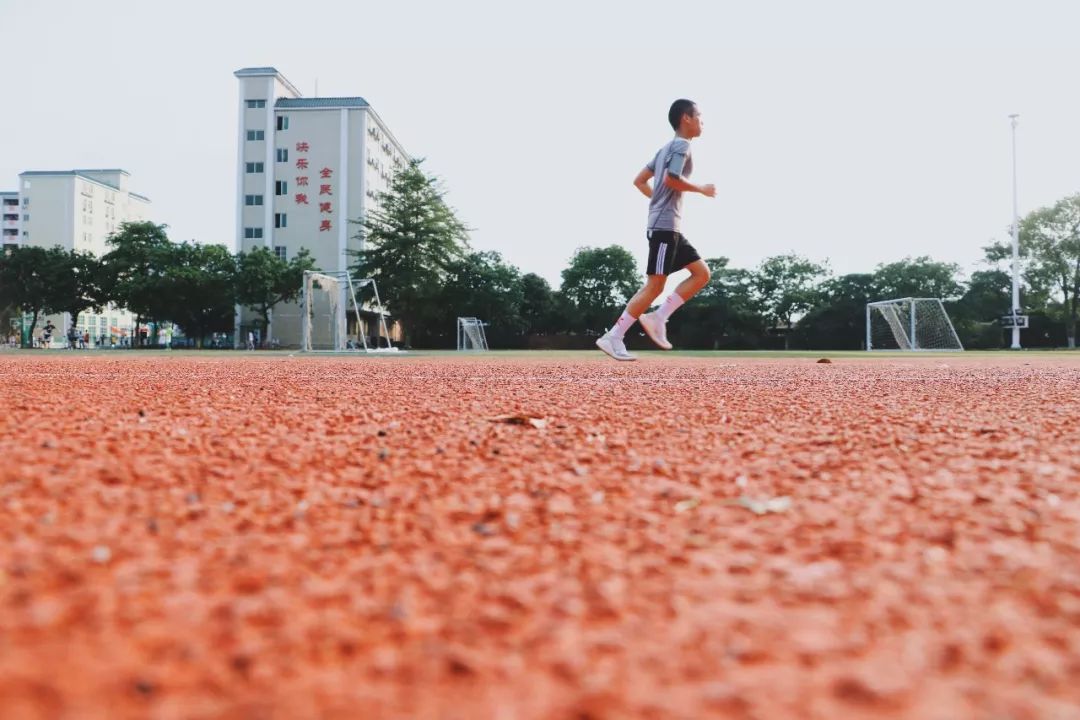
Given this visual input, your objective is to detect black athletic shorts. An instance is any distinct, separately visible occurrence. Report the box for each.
[646,230,701,276]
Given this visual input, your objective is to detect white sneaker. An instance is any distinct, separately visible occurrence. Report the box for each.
[596,333,637,361]
[639,312,672,350]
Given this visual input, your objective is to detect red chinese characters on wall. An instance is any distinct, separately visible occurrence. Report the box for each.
[295,142,310,208]
[293,140,335,232]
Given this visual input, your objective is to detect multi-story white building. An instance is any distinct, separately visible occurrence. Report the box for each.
[14,169,151,345]
[2,191,20,251]
[234,66,409,347]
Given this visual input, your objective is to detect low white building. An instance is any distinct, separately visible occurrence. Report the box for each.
[15,169,151,345]
[234,66,409,347]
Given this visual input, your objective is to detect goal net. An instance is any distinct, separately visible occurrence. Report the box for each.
[300,271,396,352]
[456,317,489,351]
[866,297,963,351]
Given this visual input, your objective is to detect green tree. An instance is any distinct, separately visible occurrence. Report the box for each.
[872,256,963,300]
[157,242,236,347]
[670,257,766,348]
[955,269,1011,322]
[350,159,469,345]
[558,245,639,334]
[102,221,174,346]
[519,272,558,334]
[753,254,829,348]
[434,250,524,347]
[235,246,315,345]
[46,248,108,330]
[0,245,53,342]
[946,269,1012,349]
[792,273,877,349]
[987,195,1080,347]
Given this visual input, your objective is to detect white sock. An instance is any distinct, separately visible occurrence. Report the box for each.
[609,310,637,339]
[654,293,686,322]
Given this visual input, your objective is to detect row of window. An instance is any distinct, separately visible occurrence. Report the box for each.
[244,117,289,137]
[243,219,289,235]
[246,99,267,109]
[243,226,289,237]
[245,159,294,174]
[242,187,289,202]
[76,316,119,331]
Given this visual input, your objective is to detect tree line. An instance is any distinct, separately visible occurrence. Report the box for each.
[356,161,1080,350]
[0,223,314,347]
[2,158,1077,350]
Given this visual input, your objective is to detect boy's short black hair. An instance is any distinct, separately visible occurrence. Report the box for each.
[668,99,696,131]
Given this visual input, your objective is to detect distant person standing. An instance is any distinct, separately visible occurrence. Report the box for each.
[247,331,255,351]
[596,99,715,361]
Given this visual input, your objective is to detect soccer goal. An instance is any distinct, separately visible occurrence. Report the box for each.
[300,270,396,352]
[456,317,489,351]
[866,297,963,351]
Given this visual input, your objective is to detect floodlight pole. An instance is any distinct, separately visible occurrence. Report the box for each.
[1009,114,1022,349]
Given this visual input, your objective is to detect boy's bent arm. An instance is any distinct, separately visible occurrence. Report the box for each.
[633,168,654,198]
[663,174,715,197]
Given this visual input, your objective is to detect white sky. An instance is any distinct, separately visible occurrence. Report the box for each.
[2,0,1078,287]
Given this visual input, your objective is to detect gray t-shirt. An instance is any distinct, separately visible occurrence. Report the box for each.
[646,137,693,232]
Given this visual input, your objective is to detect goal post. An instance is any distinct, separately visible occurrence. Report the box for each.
[456,317,489,351]
[300,270,396,352]
[866,297,963,351]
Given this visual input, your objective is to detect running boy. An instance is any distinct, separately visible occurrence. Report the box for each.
[596,99,715,361]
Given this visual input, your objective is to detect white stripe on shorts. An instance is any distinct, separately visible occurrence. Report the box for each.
[655,243,667,275]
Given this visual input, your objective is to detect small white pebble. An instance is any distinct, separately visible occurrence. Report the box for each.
[924,546,948,564]
[91,545,112,564]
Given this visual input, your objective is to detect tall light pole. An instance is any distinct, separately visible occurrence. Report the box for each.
[1009,114,1021,349]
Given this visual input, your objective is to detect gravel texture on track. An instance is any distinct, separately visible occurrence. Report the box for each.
[1,353,1079,720]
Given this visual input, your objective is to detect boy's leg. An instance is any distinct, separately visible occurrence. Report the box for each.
[625,275,668,320]
[597,275,665,361]
[667,259,712,309]
[640,259,711,349]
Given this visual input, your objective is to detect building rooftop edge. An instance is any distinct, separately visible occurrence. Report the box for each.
[234,66,280,76]
[235,66,303,99]
[275,97,369,108]
[18,171,148,198]
[20,169,130,177]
